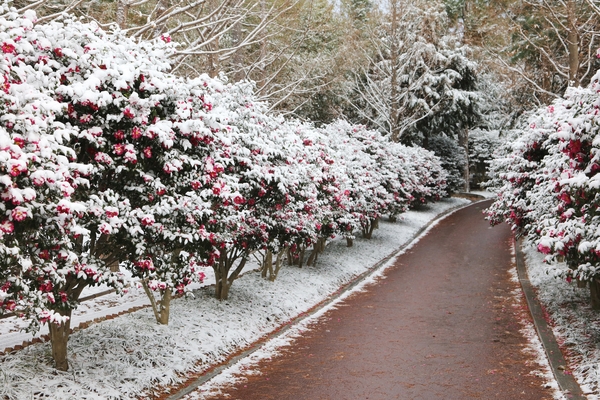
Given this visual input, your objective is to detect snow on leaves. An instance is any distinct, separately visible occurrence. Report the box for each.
[488,71,600,286]
[0,4,448,334]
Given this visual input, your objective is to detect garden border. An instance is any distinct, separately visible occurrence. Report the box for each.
[515,238,586,399]
[164,198,478,400]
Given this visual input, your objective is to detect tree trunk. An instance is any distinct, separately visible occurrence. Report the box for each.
[590,278,600,310]
[49,309,73,371]
[213,248,247,300]
[116,0,130,29]
[48,276,87,371]
[346,237,354,247]
[567,0,580,87]
[261,249,272,279]
[269,249,285,282]
[158,289,171,325]
[389,0,400,142]
[459,128,470,192]
[362,218,377,239]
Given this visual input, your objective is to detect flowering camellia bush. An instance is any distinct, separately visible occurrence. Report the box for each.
[0,7,132,371]
[487,72,600,309]
[0,3,451,370]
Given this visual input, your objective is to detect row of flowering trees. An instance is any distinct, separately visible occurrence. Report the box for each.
[486,68,600,310]
[0,5,448,371]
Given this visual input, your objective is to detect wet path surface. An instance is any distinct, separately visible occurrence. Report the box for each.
[203,201,554,399]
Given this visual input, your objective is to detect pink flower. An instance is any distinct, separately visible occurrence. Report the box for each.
[537,242,552,255]
[32,176,45,186]
[56,204,70,214]
[39,281,53,292]
[141,215,155,226]
[124,150,137,164]
[11,207,28,221]
[0,219,14,233]
[99,222,112,235]
[114,130,125,141]
[94,152,113,165]
[2,43,15,54]
[123,108,135,119]
[161,34,172,43]
[132,127,142,139]
[53,48,63,57]
[105,208,119,218]
[113,143,126,155]
[135,259,155,270]
[191,181,201,190]
[233,195,245,205]
[143,147,152,158]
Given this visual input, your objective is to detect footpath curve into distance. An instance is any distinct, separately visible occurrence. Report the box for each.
[189,199,556,399]
[164,199,476,400]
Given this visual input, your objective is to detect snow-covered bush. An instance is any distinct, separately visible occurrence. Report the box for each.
[0,3,453,371]
[487,72,600,308]
[0,7,139,371]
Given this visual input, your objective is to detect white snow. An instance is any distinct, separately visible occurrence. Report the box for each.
[524,246,600,399]
[0,197,566,400]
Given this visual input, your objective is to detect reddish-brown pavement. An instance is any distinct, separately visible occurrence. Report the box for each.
[205,200,554,399]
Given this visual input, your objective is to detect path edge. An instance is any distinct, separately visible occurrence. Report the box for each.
[164,199,478,400]
[515,238,587,400]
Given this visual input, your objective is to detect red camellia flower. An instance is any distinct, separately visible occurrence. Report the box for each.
[123,108,135,119]
[233,195,245,205]
[131,126,142,139]
[2,42,15,54]
[11,207,28,221]
[0,219,14,233]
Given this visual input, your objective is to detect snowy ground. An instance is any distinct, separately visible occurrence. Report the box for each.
[0,196,572,400]
[524,246,600,399]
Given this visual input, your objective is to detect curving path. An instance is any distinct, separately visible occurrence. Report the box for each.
[201,200,555,399]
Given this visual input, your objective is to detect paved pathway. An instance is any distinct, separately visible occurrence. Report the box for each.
[204,201,555,399]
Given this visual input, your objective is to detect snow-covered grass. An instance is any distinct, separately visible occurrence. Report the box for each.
[0,198,469,400]
[524,246,600,399]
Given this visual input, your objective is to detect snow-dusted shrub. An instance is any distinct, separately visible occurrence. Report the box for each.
[428,134,467,193]
[468,129,500,189]
[399,144,448,207]
[0,7,138,371]
[487,72,600,308]
[322,121,394,238]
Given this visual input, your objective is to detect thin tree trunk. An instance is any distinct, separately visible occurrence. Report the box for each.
[567,0,580,86]
[261,249,272,279]
[48,277,87,371]
[116,0,130,29]
[346,237,354,247]
[158,289,171,325]
[390,0,400,142]
[270,249,284,282]
[459,128,470,192]
[213,248,248,300]
[49,310,73,371]
[590,278,600,310]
